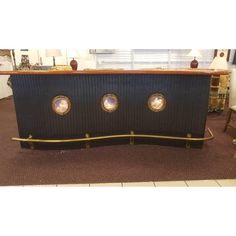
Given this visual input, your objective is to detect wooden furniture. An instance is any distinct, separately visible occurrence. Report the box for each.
[229,69,236,108]
[208,74,230,112]
[224,105,236,132]
[0,69,229,149]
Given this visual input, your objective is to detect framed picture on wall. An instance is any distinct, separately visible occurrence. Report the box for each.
[214,49,231,61]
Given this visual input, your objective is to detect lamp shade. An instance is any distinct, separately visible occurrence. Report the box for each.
[209,56,228,70]
[45,49,62,57]
[187,49,202,58]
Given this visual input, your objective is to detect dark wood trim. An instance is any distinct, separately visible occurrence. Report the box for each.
[0,69,230,76]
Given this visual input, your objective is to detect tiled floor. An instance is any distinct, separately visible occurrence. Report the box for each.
[123,182,154,187]
[185,180,220,187]
[13,179,236,187]
[155,181,187,187]
[215,179,236,187]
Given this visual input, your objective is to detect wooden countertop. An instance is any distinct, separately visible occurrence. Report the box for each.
[0,68,229,76]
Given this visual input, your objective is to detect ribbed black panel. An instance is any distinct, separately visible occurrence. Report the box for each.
[11,74,210,149]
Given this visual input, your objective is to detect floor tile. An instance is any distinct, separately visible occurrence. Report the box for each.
[122,182,155,187]
[4,186,25,187]
[185,180,219,187]
[154,181,187,187]
[89,183,122,187]
[215,179,236,187]
[23,185,58,187]
[57,184,90,187]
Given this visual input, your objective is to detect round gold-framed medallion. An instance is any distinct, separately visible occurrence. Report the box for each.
[52,95,71,115]
[148,93,166,112]
[101,94,119,112]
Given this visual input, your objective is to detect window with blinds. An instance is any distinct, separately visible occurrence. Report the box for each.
[133,49,169,69]
[95,49,215,69]
[96,49,133,69]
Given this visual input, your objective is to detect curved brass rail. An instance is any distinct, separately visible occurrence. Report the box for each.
[11,128,214,143]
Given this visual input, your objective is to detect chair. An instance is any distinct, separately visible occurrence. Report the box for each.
[224,105,236,132]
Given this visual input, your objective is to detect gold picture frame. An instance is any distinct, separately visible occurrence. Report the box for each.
[148,93,166,112]
[101,94,119,113]
[52,95,71,115]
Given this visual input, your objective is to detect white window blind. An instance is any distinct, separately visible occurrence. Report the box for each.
[133,49,169,69]
[96,49,132,69]
[95,49,215,69]
[169,49,214,68]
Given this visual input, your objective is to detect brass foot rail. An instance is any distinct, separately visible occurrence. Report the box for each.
[11,128,214,143]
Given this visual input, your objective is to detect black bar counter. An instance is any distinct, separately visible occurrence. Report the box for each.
[0,69,229,149]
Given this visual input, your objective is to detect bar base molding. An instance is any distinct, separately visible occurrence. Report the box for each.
[11,128,214,149]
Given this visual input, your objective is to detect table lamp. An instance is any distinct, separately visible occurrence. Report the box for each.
[187,49,202,68]
[67,49,79,70]
[45,49,62,67]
